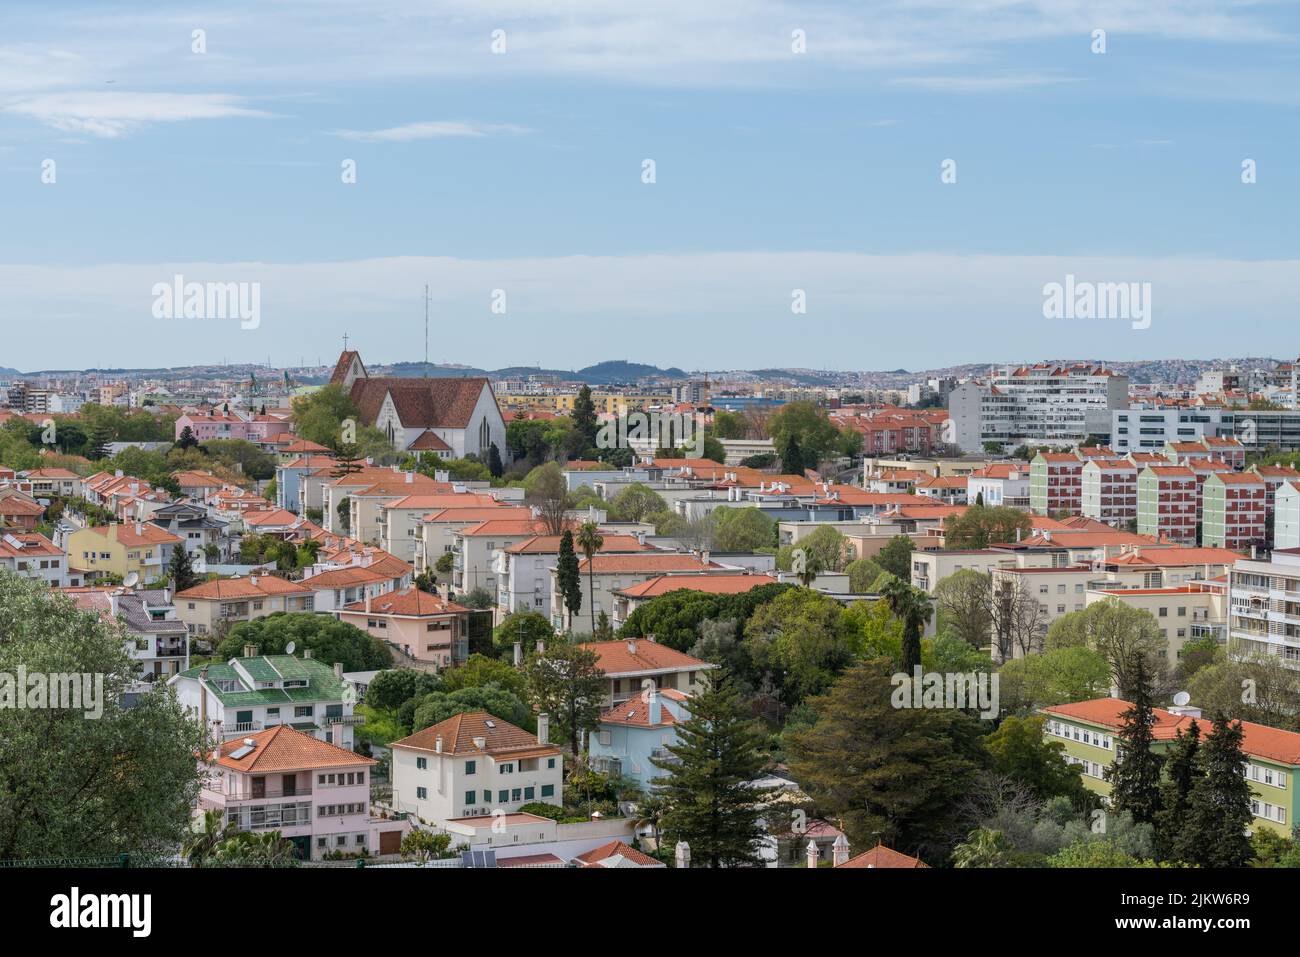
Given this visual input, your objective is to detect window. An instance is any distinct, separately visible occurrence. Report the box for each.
[416,757,427,770]
[512,788,521,802]
[416,787,427,799]
[498,789,509,803]
[465,760,476,775]
[524,786,535,800]
[547,757,556,769]
[465,790,476,805]
[541,785,554,797]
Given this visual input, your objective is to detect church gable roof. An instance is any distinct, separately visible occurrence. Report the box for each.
[330,350,365,387]
[351,377,490,430]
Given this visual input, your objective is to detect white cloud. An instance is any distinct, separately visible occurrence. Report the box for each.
[333,121,532,143]
[2,91,272,137]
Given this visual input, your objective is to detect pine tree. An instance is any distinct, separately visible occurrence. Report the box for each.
[1104,657,1164,825]
[1183,714,1254,867]
[1154,722,1200,862]
[652,670,769,868]
[168,546,199,593]
[780,434,803,476]
[487,442,504,478]
[176,426,198,450]
[87,423,114,460]
[556,530,582,628]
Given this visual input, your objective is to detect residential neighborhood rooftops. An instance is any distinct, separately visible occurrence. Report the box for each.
[574,840,665,868]
[836,844,930,868]
[176,574,313,600]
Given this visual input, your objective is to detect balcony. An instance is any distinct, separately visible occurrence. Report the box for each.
[221,720,264,734]
[224,784,314,802]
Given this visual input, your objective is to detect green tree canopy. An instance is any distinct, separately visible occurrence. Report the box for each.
[216,613,392,672]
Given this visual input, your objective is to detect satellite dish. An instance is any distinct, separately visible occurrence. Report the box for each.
[285,641,297,656]
[123,571,139,588]
[1173,691,1191,707]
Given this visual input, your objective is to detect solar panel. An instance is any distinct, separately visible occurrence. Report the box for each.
[228,745,254,759]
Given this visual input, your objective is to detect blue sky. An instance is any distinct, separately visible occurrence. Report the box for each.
[2,1,1298,372]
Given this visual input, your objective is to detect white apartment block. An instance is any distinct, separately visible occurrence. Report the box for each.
[948,364,1129,453]
[1229,550,1300,668]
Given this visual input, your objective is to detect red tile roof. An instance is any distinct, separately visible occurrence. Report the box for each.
[580,639,712,676]
[836,844,929,868]
[215,725,376,773]
[390,711,560,758]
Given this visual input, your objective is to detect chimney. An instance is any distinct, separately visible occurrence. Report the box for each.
[405,470,413,484]
[365,591,373,614]
[334,661,343,679]
[472,736,486,750]
[647,687,661,725]
[243,644,257,658]
[537,712,549,746]
[806,839,820,870]
[675,841,690,869]
[627,639,637,656]
[434,734,443,753]
[513,640,522,666]
[701,550,710,566]
[303,648,314,659]
[162,587,170,604]
[832,833,850,867]
[636,530,646,546]
[135,521,143,537]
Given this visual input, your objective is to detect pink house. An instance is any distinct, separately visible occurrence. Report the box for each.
[336,587,471,669]
[199,724,407,860]
[176,409,293,445]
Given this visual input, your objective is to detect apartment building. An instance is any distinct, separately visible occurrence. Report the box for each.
[1201,472,1267,551]
[377,492,503,562]
[452,518,550,597]
[170,653,360,747]
[414,505,531,573]
[64,587,191,680]
[1084,583,1227,662]
[1042,698,1299,835]
[1275,483,1300,550]
[66,522,182,585]
[948,364,1129,453]
[1136,466,1198,544]
[174,573,315,635]
[1228,549,1300,667]
[1080,459,1138,526]
[198,725,395,860]
[550,553,732,632]
[1029,452,1085,516]
[913,474,969,504]
[335,588,471,669]
[390,711,563,827]
[497,532,651,619]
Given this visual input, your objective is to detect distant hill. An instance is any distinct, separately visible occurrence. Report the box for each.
[0,367,21,377]
[377,359,688,385]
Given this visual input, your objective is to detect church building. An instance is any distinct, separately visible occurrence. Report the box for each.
[329,349,507,461]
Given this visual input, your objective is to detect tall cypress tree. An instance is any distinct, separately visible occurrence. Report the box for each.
[1154,722,1200,862]
[168,546,199,593]
[571,385,599,452]
[1104,657,1164,825]
[556,529,582,628]
[651,670,768,868]
[487,442,504,478]
[1183,714,1254,867]
[780,434,803,476]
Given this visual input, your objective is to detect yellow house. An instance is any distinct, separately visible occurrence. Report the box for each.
[67,522,183,585]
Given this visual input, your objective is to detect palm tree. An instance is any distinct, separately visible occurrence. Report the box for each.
[880,576,932,673]
[182,808,234,867]
[952,827,1014,868]
[632,792,669,853]
[576,521,604,635]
